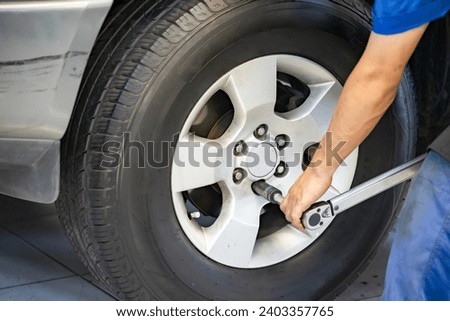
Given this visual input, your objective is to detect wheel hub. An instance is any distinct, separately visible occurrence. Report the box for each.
[245,142,279,179]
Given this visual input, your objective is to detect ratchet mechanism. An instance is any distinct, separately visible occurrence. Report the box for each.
[252,154,426,231]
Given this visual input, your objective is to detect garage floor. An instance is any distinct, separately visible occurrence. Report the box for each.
[0,194,392,301]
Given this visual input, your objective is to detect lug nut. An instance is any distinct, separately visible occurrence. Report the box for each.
[233,168,246,184]
[254,124,268,140]
[234,141,247,156]
[276,135,290,150]
[275,162,288,177]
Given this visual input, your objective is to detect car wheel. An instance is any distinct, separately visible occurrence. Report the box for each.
[57,0,417,300]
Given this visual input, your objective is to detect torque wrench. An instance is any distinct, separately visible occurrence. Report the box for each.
[252,154,425,230]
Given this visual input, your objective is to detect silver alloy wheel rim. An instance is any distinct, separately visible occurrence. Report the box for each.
[171,55,358,269]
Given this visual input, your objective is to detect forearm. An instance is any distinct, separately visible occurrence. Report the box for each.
[310,26,428,178]
[312,58,402,176]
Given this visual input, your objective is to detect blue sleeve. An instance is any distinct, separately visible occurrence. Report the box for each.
[372,0,450,35]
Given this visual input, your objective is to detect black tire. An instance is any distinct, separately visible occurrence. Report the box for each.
[57,0,417,300]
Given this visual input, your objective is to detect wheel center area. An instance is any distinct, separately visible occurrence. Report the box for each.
[246,142,279,179]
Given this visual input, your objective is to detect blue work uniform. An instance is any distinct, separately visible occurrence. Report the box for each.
[371,0,450,300]
[372,0,449,35]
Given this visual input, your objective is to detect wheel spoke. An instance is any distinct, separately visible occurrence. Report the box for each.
[321,185,341,202]
[277,54,339,85]
[223,56,278,127]
[172,134,229,192]
[330,149,359,194]
[203,184,266,268]
[279,81,339,128]
[308,82,342,132]
[251,225,313,266]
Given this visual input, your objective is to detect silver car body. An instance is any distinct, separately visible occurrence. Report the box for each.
[0,0,113,203]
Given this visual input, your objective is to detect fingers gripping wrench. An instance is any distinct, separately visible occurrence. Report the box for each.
[252,155,425,231]
[251,180,327,230]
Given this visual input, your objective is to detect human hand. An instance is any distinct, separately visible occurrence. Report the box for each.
[280,167,333,230]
